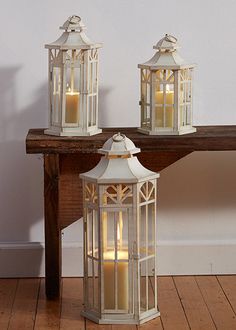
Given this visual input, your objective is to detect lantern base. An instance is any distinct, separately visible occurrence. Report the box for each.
[81,309,160,325]
[44,127,102,137]
[138,126,197,135]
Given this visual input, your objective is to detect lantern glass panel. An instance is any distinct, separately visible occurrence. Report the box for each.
[180,69,192,126]
[141,69,151,129]
[88,257,93,308]
[138,180,156,314]
[148,203,155,255]
[140,259,147,312]
[88,51,98,128]
[51,67,61,124]
[87,209,93,257]
[139,203,155,257]
[155,70,174,128]
[139,257,156,313]
[89,60,98,94]
[84,182,99,311]
[147,257,155,310]
[139,181,155,256]
[140,205,146,259]
[88,95,97,127]
[93,259,99,310]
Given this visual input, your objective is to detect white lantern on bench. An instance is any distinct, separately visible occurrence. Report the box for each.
[138,34,196,135]
[45,15,102,136]
[80,133,160,324]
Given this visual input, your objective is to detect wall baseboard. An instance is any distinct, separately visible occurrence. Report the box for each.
[0,240,236,277]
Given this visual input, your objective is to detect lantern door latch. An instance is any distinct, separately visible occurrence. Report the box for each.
[132,253,140,260]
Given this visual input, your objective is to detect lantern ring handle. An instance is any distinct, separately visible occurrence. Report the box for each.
[112,132,126,142]
[69,15,81,24]
[165,34,177,43]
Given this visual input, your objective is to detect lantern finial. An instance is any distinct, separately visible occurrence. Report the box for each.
[60,15,86,32]
[99,133,140,156]
[153,34,179,51]
[112,132,125,142]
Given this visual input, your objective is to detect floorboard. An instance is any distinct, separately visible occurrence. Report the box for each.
[217,275,236,314]
[0,276,235,329]
[174,276,215,330]
[60,278,85,330]
[157,276,189,330]
[34,279,60,330]
[0,279,18,330]
[8,278,40,330]
[196,276,236,330]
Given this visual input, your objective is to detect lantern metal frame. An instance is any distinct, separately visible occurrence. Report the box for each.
[44,15,102,136]
[138,34,196,135]
[80,133,160,325]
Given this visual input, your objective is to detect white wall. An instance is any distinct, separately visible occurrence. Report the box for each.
[0,0,236,275]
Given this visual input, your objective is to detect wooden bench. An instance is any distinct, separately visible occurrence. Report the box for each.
[26,126,236,298]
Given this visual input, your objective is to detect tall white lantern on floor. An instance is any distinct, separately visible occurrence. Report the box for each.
[138,34,196,135]
[80,133,160,325]
[44,15,102,136]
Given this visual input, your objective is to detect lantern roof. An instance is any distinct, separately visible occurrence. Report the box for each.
[138,34,195,70]
[80,133,159,183]
[45,15,102,50]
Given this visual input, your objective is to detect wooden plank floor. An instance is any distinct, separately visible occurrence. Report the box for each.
[1,276,236,330]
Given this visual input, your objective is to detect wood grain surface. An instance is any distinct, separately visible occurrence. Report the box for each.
[1,276,236,329]
[26,126,236,154]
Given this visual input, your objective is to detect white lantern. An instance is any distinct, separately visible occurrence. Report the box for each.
[138,34,196,135]
[80,133,160,325]
[44,15,102,136]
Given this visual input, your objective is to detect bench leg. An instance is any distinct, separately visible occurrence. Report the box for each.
[44,154,61,299]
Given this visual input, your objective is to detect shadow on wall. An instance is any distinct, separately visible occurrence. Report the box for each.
[98,85,113,127]
[0,66,48,276]
[0,67,112,276]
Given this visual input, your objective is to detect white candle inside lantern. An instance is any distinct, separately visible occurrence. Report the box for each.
[65,85,80,123]
[155,84,174,127]
[103,212,128,310]
[103,250,129,310]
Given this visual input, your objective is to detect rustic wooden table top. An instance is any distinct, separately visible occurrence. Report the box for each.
[26,126,236,154]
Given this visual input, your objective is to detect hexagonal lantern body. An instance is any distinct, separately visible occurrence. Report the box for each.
[44,15,102,136]
[80,133,160,325]
[138,34,196,135]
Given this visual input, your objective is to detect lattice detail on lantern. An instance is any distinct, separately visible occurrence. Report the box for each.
[64,49,84,63]
[49,50,63,66]
[85,182,98,205]
[49,49,61,60]
[141,69,151,83]
[103,184,133,205]
[89,49,98,61]
[139,181,155,203]
[155,69,174,83]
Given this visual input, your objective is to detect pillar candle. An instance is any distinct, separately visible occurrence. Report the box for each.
[155,90,174,127]
[65,91,80,123]
[103,250,129,310]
